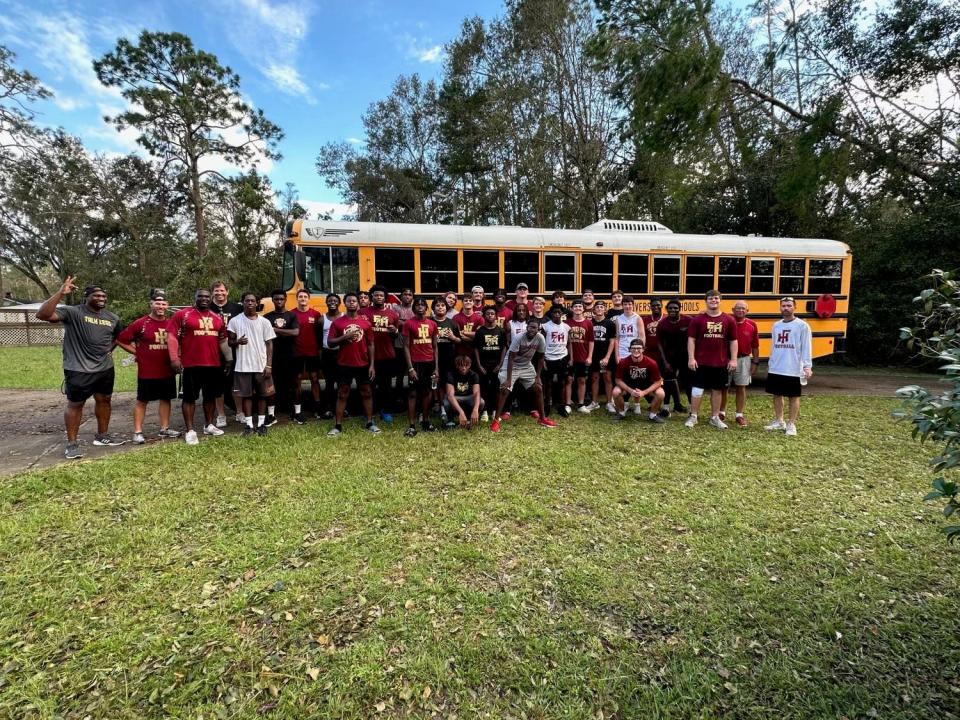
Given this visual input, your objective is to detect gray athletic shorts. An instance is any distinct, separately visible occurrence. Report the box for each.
[731,356,753,386]
[499,364,538,390]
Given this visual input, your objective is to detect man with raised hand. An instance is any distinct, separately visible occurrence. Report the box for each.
[359,284,401,423]
[170,288,231,445]
[291,289,323,423]
[719,300,760,427]
[210,280,243,428]
[117,288,179,445]
[327,292,378,437]
[566,298,595,413]
[402,296,439,436]
[765,297,813,437]
[227,292,277,437]
[491,318,556,432]
[36,276,125,459]
[263,289,299,423]
[612,338,666,423]
[685,290,738,430]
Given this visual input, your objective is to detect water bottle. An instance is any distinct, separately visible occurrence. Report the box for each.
[799,371,808,386]
[121,356,136,367]
[431,376,438,390]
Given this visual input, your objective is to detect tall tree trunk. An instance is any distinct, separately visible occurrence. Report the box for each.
[189,156,206,258]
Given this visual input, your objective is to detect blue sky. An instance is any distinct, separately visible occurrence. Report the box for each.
[0,0,506,217]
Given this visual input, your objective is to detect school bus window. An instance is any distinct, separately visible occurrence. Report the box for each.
[685,255,715,294]
[545,253,576,293]
[779,258,805,295]
[581,253,613,294]
[281,244,296,291]
[653,255,681,293]
[504,251,539,293]
[331,247,359,295]
[375,248,415,294]
[808,259,842,294]
[718,256,746,294]
[617,253,648,294]
[420,249,458,294]
[304,247,331,293]
[750,258,774,293]
[463,250,499,295]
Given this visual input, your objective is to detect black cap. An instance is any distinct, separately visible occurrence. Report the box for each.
[83,284,105,297]
[150,288,167,301]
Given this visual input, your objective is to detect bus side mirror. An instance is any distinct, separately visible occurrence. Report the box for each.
[294,250,306,281]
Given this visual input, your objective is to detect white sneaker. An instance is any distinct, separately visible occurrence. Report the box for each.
[234,414,245,425]
[632,402,643,415]
[785,422,798,436]
[480,411,489,422]
[577,404,591,414]
[709,416,728,430]
[132,432,145,445]
[684,415,697,428]
[185,430,199,445]
[586,401,600,412]
[764,419,787,431]
[606,401,616,413]
[203,424,225,436]
[215,415,227,428]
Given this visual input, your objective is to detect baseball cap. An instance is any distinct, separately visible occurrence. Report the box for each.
[515,282,529,290]
[150,288,167,301]
[471,285,485,293]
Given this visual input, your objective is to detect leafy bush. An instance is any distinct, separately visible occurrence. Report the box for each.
[896,269,960,542]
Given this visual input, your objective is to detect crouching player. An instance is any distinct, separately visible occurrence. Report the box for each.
[444,354,482,429]
[612,338,666,423]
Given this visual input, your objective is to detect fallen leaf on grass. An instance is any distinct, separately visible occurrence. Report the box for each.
[422,686,432,700]
[306,667,320,681]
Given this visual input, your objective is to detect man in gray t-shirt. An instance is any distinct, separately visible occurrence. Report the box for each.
[36,276,126,458]
[491,318,556,431]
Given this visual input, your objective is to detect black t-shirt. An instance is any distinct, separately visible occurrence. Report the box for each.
[212,301,244,326]
[474,325,507,369]
[606,308,624,320]
[434,316,460,366]
[591,317,616,361]
[264,310,299,360]
[446,369,480,398]
[548,303,573,320]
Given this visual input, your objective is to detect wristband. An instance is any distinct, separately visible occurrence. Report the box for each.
[265,365,272,369]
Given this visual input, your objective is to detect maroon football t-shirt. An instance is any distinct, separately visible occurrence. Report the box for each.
[403,317,438,363]
[293,308,322,357]
[118,315,175,379]
[643,314,664,355]
[170,307,225,368]
[453,311,483,356]
[615,354,662,386]
[687,312,737,367]
[359,306,399,360]
[328,314,373,367]
[567,317,595,364]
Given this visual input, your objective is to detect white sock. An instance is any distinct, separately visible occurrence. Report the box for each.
[736,412,743,418]
[294,404,301,414]
[236,413,245,421]
[267,405,275,416]
[258,415,265,426]
[649,412,657,420]
[245,417,254,428]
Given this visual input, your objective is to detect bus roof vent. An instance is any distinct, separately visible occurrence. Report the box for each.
[584,219,672,233]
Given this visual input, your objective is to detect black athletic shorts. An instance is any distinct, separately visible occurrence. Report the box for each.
[233,371,276,398]
[571,361,590,378]
[543,357,569,382]
[182,366,224,403]
[337,364,372,388]
[294,355,322,375]
[693,365,729,391]
[410,361,436,393]
[64,368,115,403]
[765,372,802,398]
[137,376,176,402]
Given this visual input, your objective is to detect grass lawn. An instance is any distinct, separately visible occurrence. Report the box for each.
[0,346,137,392]
[0,396,957,718]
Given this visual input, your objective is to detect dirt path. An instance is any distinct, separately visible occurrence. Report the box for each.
[0,369,948,478]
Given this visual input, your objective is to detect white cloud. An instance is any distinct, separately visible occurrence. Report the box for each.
[52,94,87,112]
[301,200,357,221]
[400,33,445,64]
[220,0,326,102]
[346,137,365,145]
[417,45,443,63]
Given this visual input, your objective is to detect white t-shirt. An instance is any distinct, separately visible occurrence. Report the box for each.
[542,320,571,361]
[615,313,646,359]
[322,313,337,349]
[768,318,812,377]
[227,313,277,373]
[508,319,527,341]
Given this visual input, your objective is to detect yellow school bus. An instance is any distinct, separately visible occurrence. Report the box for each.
[277,218,851,359]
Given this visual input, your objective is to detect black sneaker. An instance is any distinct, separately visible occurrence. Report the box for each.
[292,413,306,425]
[674,405,689,414]
[242,426,255,437]
[322,410,334,420]
[421,421,436,432]
[93,433,127,447]
[404,426,418,437]
[64,442,83,459]
[257,424,268,437]
[263,414,277,427]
